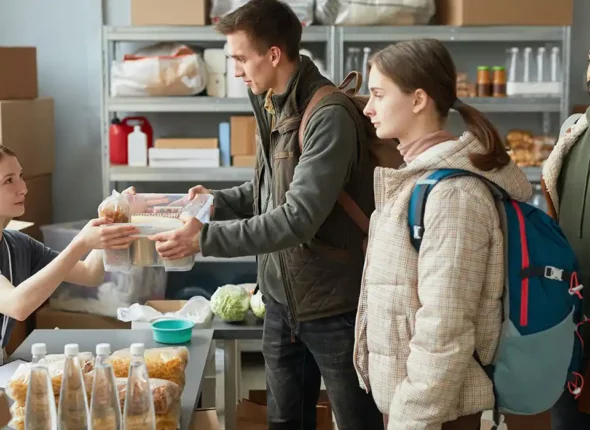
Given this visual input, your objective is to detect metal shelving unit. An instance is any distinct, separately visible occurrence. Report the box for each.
[101,24,570,207]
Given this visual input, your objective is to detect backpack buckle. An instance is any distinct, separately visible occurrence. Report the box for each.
[545,266,564,281]
[413,226,423,240]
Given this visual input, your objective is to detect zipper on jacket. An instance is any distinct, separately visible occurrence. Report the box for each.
[278,250,299,341]
[512,201,530,326]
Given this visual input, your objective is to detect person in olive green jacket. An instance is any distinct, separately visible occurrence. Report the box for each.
[141,1,383,429]
[542,50,590,429]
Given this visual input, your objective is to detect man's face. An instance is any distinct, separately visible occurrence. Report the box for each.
[226,31,277,95]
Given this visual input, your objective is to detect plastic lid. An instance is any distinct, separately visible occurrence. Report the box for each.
[110,117,120,125]
[130,343,145,356]
[477,66,490,70]
[538,47,547,52]
[492,66,505,71]
[64,343,79,356]
[31,343,46,356]
[96,343,111,356]
[524,47,533,52]
[133,125,142,131]
[510,47,519,53]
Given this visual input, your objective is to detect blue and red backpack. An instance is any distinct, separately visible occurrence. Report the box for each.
[408,169,586,422]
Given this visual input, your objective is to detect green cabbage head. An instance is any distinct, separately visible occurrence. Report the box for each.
[250,291,266,319]
[211,285,251,322]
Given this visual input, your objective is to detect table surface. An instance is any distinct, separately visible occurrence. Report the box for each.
[133,314,264,340]
[10,329,214,430]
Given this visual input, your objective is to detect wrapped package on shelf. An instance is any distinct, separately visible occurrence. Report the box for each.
[41,220,167,318]
[315,0,435,25]
[110,43,207,97]
[211,0,314,25]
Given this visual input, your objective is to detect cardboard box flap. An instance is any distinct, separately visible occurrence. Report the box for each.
[144,300,187,314]
[0,392,11,427]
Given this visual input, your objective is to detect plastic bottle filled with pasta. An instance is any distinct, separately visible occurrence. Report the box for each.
[90,344,121,430]
[123,344,156,430]
[58,344,90,430]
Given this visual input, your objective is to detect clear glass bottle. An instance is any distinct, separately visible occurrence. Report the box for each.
[24,343,58,430]
[536,47,547,83]
[344,47,361,76]
[90,344,121,430]
[58,344,90,430]
[361,47,372,95]
[123,344,155,430]
[522,47,533,83]
[507,47,520,84]
[551,46,561,83]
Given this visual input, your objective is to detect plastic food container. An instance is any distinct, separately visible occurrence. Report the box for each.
[151,319,195,344]
[99,192,214,273]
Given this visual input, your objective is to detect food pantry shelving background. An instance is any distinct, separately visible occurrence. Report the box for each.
[101,24,571,225]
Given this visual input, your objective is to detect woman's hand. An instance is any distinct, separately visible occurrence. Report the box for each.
[73,218,139,252]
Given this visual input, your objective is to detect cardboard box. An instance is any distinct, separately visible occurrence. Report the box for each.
[436,0,573,26]
[190,408,220,430]
[15,174,52,240]
[0,392,10,428]
[0,47,37,100]
[131,0,208,26]
[230,116,257,156]
[232,155,257,168]
[238,390,333,430]
[36,306,131,330]
[0,98,55,178]
[145,299,187,313]
[155,138,218,149]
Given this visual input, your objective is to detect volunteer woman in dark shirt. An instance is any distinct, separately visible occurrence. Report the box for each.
[0,145,138,362]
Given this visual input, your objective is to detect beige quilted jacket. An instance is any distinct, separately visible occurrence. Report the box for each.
[354,133,532,430]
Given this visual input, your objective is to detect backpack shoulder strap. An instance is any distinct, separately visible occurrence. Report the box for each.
[408,169,507,251]
[297,84,340,151]
[298,80,370,236]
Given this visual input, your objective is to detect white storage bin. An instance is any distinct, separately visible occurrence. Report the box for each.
[40,220,167,318]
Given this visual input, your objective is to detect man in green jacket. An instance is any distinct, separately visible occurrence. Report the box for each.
[149,0,383,428]
[542,50,590,429]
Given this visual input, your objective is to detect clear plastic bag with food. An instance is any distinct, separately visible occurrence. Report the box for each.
[155,402,181,430]
[9,404,24,430]
[110,347,188,389]
[118,378,180,415]
[98,190,131,223]
[7,353,94,406]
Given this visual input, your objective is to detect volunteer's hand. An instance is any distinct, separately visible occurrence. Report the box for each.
[74,218,139,252]
[148,218,203,260]
[188,185,215,218]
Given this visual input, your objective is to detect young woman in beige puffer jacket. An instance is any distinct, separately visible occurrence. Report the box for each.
[353,39,555,430]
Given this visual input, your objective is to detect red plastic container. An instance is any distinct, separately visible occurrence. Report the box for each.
[109,116,153,165]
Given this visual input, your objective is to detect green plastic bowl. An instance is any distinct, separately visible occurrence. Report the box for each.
[151,319,195,344]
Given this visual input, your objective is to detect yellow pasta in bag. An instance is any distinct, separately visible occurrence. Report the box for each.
[110,347,188,388]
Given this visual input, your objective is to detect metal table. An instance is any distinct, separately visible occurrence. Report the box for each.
[209,314,263,430]
[131,315,263,430]
[11,329,214,430]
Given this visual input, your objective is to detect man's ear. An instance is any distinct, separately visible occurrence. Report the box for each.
[270,46,281,67]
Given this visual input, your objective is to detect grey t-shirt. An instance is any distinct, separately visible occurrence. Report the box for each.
[0,230,59,347]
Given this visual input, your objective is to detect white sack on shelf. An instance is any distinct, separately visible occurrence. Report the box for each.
[111,43,207,97]
[315,0,435,26]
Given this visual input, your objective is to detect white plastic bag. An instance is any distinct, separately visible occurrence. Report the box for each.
[117,296,214,325]
[111,43,207,97]
[49,268,167,318]
[315,0,435,25]
[210,0,314,26]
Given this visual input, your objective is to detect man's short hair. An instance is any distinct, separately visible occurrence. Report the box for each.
[216,0,302,62]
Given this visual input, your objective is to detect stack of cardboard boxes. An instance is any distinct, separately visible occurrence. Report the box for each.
[0,47,55,241]
[0,46,55,354]
[231,116,257,167]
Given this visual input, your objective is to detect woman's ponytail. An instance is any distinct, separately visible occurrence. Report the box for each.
[453,99,511,171]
